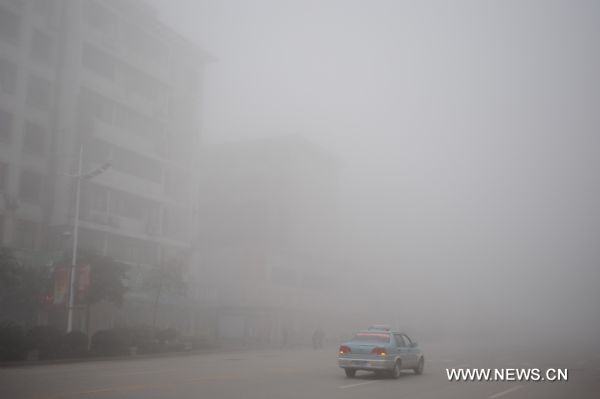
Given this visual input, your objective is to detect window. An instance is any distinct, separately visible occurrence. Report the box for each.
[83,182,107,212]
[394,334,407,347]
[109,189,143,220]
[106,233,157,264]
[15,219,36,250]
[121,23,166,64]
[120,63,163,100]
[32,0,55,18]
[165,168,190,199]
[352,333,391,344]
[162,206,189,240]
[78,227,105,253]
[108,191,160,226]
[0,108,13,143]
[3,1,24,11]
[26,74,52,111]
[23,122,45,154]
[31,30,54,65]
[19,170,42,203]
[0,5,21,44]
[84,1,117,36]
[111,146,163,183]
[0,57,18,95]
[80,87,163,139]
[0,162,7,191]
[82,43,116,80]
[86,137,110,165]
[113,104,162,139]
[80,88,114,124]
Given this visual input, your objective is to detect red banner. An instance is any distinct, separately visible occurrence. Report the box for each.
[53,266,69,305]
[77,264,91,303]
[52,264,92,306]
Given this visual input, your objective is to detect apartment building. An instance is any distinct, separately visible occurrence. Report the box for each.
[0,0,210,331]
[0,0,63,257]
[194,136,344,344]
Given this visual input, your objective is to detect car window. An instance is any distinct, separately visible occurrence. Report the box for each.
[394,334,406,347]
[352,332,391,344]
[402,334,413,346]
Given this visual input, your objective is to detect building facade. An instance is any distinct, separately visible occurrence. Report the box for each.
[0,0,209,332]
[194,136,346,344]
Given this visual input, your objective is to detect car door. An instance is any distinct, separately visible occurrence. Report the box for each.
[402,334,418,367]
[393,333,412,367]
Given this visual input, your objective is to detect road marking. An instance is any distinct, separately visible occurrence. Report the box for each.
[187,375,237,384]
[102,370,166,377]
[339,380,378,389]
[489,385,523,399]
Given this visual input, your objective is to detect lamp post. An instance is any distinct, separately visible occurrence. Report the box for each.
[66,145,111,333]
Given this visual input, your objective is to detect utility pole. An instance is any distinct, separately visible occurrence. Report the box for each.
[66,145,110,332]
[66,145,83,333]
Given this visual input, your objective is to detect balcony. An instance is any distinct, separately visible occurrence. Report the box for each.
[93,119,159,161]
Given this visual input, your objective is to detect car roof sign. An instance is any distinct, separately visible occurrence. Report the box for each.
[367,324,391,331]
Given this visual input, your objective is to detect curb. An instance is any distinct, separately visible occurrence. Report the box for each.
[0,347,221,368]
[0,343,331,368]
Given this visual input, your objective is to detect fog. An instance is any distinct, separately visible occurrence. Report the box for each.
[1,0,599,359]
[151,0,600,346]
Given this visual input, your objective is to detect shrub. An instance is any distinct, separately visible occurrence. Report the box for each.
[0,321,27,361]
[61,331,88,358]
[26,325,63,360]
[136,340,164,354]
[90,329,128,356]
[114,325,155,347]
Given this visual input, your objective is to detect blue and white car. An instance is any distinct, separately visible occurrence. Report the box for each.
[338,329,424,378]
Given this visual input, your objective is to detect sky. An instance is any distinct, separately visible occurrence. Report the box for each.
[148,0,600,339]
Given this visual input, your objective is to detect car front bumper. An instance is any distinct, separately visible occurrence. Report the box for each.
[338,357,395,370]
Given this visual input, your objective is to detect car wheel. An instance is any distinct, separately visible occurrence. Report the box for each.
[390,360,401,379]
[414,357,424,375]
[344,368,356,378]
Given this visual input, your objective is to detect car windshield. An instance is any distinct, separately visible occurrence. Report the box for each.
[351,332,391,343]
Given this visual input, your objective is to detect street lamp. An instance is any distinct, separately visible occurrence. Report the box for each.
[66,144,111,333]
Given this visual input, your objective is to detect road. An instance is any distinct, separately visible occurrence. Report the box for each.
[1,341,599,399]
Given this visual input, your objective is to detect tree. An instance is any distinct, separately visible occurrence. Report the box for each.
[0,248,52,326]
[0,247,20,289]
[58,250,129,336]
[143,258,187,328]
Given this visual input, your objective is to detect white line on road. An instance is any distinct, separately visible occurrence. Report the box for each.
[489,385,523,399]
[102,370,166,377]
[339,380,379,389]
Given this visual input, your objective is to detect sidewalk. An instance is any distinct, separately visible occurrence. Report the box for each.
[0,341,322,368]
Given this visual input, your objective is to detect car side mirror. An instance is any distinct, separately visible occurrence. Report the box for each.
[410,342,418,348]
